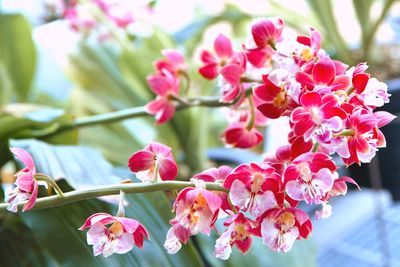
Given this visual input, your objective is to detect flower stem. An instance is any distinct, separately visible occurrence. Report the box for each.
[0,181,227,212]
[34,173,64,197]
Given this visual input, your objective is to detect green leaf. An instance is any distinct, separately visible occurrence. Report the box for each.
[0,60,13,106]
[0,215,51,267]
[11,139,205,267]
[0,13,36,101]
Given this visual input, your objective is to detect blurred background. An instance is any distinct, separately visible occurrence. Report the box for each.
[0,0,400,266]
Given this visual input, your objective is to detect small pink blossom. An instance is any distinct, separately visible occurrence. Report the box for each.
[146,69,180,124]
[222,122,263,149]
[165,184,222,254]
[79,213,149,257]
[284,152,336,204]
[223,163,280,217]
[214,213,257,260]
[295,56,350,91]
[199,34,246,87]
[193,165,232,183]
[128,142,178,182]
[6,148,39,212]
[250,17,284,48]
[295,27,321,64]
[155,49,187,75]
[260,207,312,253]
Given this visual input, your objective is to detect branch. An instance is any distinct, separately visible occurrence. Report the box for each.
[0,181,227,212]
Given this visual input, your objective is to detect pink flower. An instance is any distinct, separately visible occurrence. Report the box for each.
[214,213,257,260]
[155,49,187,75]
[79,213,149,257]
[128,142,178,182]
[5,148,39,212]
[358,78,390,108]
[284,152,336,204]
[222,122,263,149]
[199,34,246,87]
[295,56,350,91]
[295,27,321,63]
[223,163,280,217]
[164,183,222,254]
[290,92,346,142]
[251,17,284,48]
[146,69,180,124]
[193,165,232,183]
[260,207,312,253]
[254,73,298,119]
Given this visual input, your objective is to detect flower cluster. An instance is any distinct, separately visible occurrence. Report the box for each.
[139,16,395,259]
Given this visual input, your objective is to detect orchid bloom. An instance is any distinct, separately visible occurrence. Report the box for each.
[296,56,350,91]
[295,27,321,63]
[290,91,346,142]
[254,71,299,119]
[79,192,149,257]
[199,34,246,87]
[6,148,39,213]
[284,152,336,204]
[260,207,312,253]
[155,49,187,75]
[223,163,280,217]
[222,122,263,149]
[164,181,222,254]
[214,213,257,260]
[128,142,178,182]
[146,69,180,124]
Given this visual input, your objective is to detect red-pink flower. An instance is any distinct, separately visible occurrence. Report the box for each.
[223,163,280,217]
[79,213,149,257]
[254,72,298,119]
[222,122,263,149]
[251,17,284,48]
[290,91,346,142]
[295,56,350,91]
[6,148,39,212]
[341,109,392,165]
[146,69,179,124]
[295,27,321,63]
[284,152,336,204]
[260,207,312,253]
[128,142,178,182]
[155,49,187,74]
[214,213,257,260]
[193,165,232,183]
[199,34,246,87]
[164,183,222,254]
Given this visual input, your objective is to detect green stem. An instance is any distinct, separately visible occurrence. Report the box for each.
[34,173,64,197]
[246,95,256,130]
[0,181,227,212]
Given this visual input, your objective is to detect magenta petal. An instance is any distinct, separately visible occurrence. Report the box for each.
[15,171,35,192]
[374,111,396,128]
[200,189,222,214]
[200,50,217,64]
[22,179,38,212]
[199,63,219,80]
[10,147,35,171]
[312,56,336,85]
[236,237,252,254]
[128,150,155,173]
[300,92,321,108]
[295,72,315,89]
[220,64,242,85]
[147,74,170,96]
[158,158,178,181]
[214,34,233,58]
[173,224,191,243]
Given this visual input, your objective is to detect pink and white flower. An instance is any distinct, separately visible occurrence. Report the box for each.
[164,182,222,254]
[128,142,178,182]
[146,69,180,124]
[214,213,257,260]
[154,49,187,75]
[6,148,39,212]
[223,163,280,217]
[260,207,312,253]
[79,213,149,257]
[284,152,336,204]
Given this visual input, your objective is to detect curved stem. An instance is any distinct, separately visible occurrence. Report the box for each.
[35,173,65,197]
[0,181,227,212]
